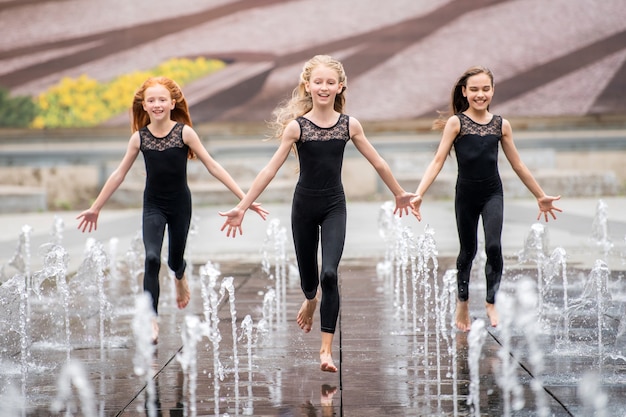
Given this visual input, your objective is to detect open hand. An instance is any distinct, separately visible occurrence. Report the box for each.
[394,192,416,217]
[76,208,99,233]
[537,195,562,222]
[250,202,269,220]
[219,207,245,237]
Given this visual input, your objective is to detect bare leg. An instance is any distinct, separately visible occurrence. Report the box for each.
[320,332,337,372]
[175,274,191,309]
[455,300,472,332]
[485,302,499,327]
[152,317,159,345]
[296,295,318,333]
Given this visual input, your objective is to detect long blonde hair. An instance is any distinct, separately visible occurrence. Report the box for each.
[268,55,347,141]
[131,76,195,159]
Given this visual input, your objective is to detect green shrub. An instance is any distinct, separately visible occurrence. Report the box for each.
[0,88,39,127]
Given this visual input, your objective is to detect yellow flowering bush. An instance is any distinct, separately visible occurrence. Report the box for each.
[32,57,225,128]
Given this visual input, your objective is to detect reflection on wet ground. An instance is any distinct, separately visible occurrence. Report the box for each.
[0,206,625,416]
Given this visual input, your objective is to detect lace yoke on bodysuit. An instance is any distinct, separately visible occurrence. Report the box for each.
[453,113,503,181]
[140,123,186,151]
[139,123,190,196]
[295,114,351,190]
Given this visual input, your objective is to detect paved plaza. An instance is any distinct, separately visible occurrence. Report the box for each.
[0,197,625,416]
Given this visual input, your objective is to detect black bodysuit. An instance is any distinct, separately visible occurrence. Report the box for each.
[291,114,350,334]
[139,123,192,314]
[453,113,503,304]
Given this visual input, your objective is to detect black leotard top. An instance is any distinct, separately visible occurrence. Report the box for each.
[295,114,351,190]
[453,113,503,181]
[139,122,190,198]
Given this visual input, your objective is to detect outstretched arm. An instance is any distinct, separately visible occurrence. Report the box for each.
[410,116,458,221]
[501,118,562,221]
[219,121,299,237]
[349,117,415,216]
[184,125,269,220]
[76,133,141,232]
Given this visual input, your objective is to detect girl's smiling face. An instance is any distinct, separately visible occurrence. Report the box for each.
[306,64,343,106]
[142,84,175,120]
[462,72,494,112]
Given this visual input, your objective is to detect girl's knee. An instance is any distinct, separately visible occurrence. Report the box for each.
[484,243,502,258]
[320,269,338,290]
[145,252,161,269]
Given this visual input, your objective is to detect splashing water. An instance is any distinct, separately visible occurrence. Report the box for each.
[132,293,157,417]
[257,288,276,342]
[51,215,64,246]
[239,315,255,416]
[467,319,487,417]
[200,261,221,324]
[220,276,240,410]
[108,237,119,284]
[7,225,33,282]
[496,293,525,416]
[568,260,612,361]
[79,240,110,351]
[198,261,225,414]
[34,244,71,359]
[518,223,549,318]
[177,314,209,417]
[124,231,144,295]
[515,279,550,417]
[590,199,613,258]
[50,360,97,417]
[15,274,29,399]
[397,226,413,325]
[377,201,403,292]
[544,247,568,308]
[440,269,458,415]
[578,372,608,417]
[261,218,288,326]
[0,384,24,417]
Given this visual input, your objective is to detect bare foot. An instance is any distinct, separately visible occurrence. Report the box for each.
[486,302,499,327]
[152,318,159,345]
[175,275,191,309]
[296,297,317,333]
[320,352,337,373]
[455,300,472,332]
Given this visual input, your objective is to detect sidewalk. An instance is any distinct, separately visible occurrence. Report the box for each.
[0,197,625,416]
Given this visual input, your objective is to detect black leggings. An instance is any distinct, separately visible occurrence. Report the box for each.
[455,175,503,304]
[142,191,192,314]
[291,185,346,334]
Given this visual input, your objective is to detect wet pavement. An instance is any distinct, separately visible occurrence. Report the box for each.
[1,197,626,416]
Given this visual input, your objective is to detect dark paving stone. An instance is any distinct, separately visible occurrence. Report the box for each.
[1,243,625,416]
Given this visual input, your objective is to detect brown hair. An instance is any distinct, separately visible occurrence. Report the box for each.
[131,76,195,159]
[432,66,494,131]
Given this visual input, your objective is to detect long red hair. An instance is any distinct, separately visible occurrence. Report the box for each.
[131,76,195,159]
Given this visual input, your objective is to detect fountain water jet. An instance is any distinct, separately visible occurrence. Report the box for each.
[177,314,209,417]
[590,199,613,259]
[219,276,240,411]
[467,319,487,417]
[261,218,288,326]
[50,359,97,417]
[239,314,255,416]
[131,293,157,417]
[496,293,526,416]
